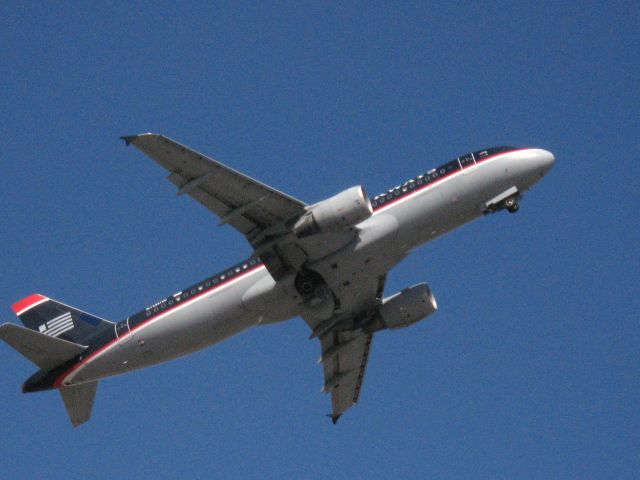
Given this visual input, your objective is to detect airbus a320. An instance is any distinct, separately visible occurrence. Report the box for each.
[1,134,554,426]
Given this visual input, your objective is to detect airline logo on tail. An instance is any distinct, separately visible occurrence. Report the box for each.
[38,312,74,337]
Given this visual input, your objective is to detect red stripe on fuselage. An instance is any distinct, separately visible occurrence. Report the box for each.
[12,294,48,316]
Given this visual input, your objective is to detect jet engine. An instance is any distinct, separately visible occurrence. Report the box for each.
[293,186,373,237]
[371,283,438,330]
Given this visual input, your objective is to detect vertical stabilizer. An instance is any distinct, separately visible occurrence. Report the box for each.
[11,294,113,347]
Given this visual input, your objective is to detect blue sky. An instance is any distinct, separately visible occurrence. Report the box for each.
[1,2,638,478]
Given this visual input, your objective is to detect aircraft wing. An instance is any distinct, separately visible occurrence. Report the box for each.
[122,133,307,246]
[306,273,387,422]
[319,328,374,423]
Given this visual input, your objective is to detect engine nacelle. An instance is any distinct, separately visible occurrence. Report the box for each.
[376,283,438,330]
[294,186,373,237]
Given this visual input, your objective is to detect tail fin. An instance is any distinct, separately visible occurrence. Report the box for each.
[11,294,113,346]
[4,294,107,427]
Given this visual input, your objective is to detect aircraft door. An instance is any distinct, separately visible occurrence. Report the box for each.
[115,318,133,345]
[460,153,478,174]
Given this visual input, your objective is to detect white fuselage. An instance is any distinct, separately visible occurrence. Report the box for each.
[55,148,554,387]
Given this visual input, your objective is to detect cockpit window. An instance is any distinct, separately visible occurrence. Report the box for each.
[474,146,515,159]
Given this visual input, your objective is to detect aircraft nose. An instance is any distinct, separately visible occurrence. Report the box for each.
[522,148,555,174]
[537,149,555,172]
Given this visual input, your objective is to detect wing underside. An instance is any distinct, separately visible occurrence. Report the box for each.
[123,133,310,279]
[320,329,374,423]
[308,273,386,422]
[123,133,307,243]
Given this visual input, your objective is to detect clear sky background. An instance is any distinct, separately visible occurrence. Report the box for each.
[1,2,637,479]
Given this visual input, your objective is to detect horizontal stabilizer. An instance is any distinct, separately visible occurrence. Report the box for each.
[0,323,87,371]
[60,381,98,427]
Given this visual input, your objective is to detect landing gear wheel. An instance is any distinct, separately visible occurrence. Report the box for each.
[504,196,519,213]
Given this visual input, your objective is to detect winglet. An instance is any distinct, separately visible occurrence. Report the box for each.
[120,135,138,146]
[326,413,341,425]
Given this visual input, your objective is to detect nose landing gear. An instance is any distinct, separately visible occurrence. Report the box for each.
[504,196,519,213]
[483,187,521,215]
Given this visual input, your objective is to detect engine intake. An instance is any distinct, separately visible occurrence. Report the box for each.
[294,186,373,237]
[376,283,437,330]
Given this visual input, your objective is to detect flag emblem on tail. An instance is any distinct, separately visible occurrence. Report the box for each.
[11,293,114,347]
[38,312,74,337]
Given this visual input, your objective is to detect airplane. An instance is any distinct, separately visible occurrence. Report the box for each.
[0,134,555,426]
